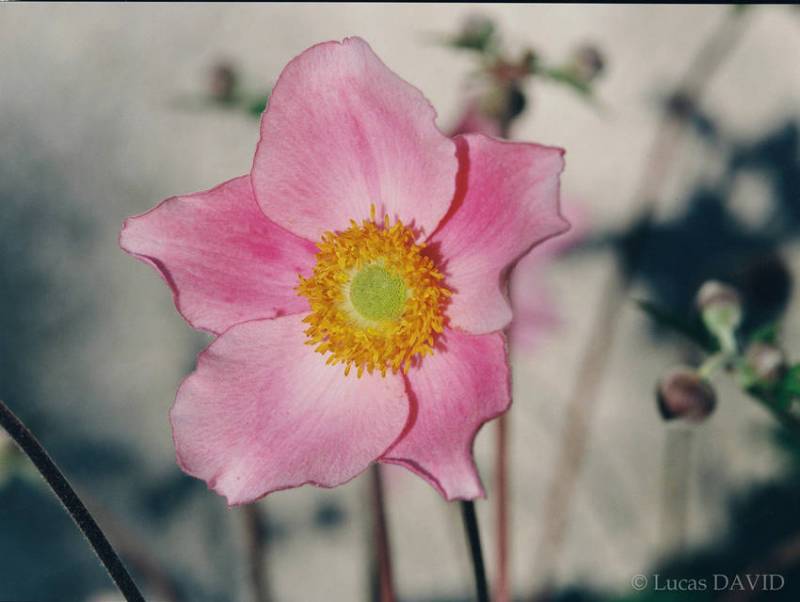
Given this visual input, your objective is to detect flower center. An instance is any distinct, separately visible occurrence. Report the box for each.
[297,208,449,377]
[349,263,407,322]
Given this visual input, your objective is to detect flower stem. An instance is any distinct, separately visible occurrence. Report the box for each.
[659,426,693,554]
[697,351,728,380]
[241,503,271,602]
[0,398,145,602]
[370,464,396,602]
[493,414,510,602]
[461,500,490,602]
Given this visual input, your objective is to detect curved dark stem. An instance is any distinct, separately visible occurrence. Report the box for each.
[0,398,146,602]
[461,501,490,602]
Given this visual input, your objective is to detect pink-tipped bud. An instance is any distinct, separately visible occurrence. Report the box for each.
[571,44,605,83]
[696,280,741,314]
[696,280,742,353]
[209,62,238,104]
[478,82,526,123]
[745,342,787,385]
[656,367,717,423]
[453,14,496,52]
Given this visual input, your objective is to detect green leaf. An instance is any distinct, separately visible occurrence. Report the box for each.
[756,364,800,411]
[781,364,800,397]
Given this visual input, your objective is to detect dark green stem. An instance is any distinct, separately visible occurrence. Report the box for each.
[0,398,146,602]
[461,500,490,602]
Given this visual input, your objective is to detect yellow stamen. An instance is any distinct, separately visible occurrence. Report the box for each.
[297,207,449,377]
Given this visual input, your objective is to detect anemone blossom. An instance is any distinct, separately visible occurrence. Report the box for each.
[121,38,567,505]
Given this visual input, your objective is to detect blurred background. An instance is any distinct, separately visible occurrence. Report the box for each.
[2,4,800,601]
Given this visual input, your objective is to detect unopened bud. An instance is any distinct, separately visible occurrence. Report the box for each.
[209,62,238,104]
[488,57,531,84]
[746,342,787,385]
[454,15,496,52]
[478,84,509,120]
[521,49,538,74]
[478,82,526,125]
[697,280,741,312]
[571,44,605,83]
[696,280,742,353]
[656,367,717,423]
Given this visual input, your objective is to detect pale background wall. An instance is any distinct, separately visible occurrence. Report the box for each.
[2,4,799,601]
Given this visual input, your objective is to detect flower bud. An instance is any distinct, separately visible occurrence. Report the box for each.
[209,61,238,104]
[488,58,530,84]
[656,367,717,422]
[453,15,496,52]
[478,82,527,126]
[521,49,538,74]
[696,280,742,353]
[745,342,787,385]
[570,44,605,83]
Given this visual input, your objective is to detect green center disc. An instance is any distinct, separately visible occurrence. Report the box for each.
[349,264,407,321]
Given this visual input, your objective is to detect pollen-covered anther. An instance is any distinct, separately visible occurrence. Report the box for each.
[297,209,449,377]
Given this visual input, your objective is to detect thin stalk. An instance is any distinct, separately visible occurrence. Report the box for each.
[461,500,490,602]
[658,426,694,554]
[697,351,728,380]
[493,414,511,602]
[370,464,396,602]
[0,398,145,602]
[241,503,271,602]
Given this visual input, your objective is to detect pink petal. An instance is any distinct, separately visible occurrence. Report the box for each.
[430,134,569,335]
[120,176,317,335]
[172,315,409,505]
[381,328,509,500]
[251,37,457,241]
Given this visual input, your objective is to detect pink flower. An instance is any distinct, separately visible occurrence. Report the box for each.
[121,38,567,505]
